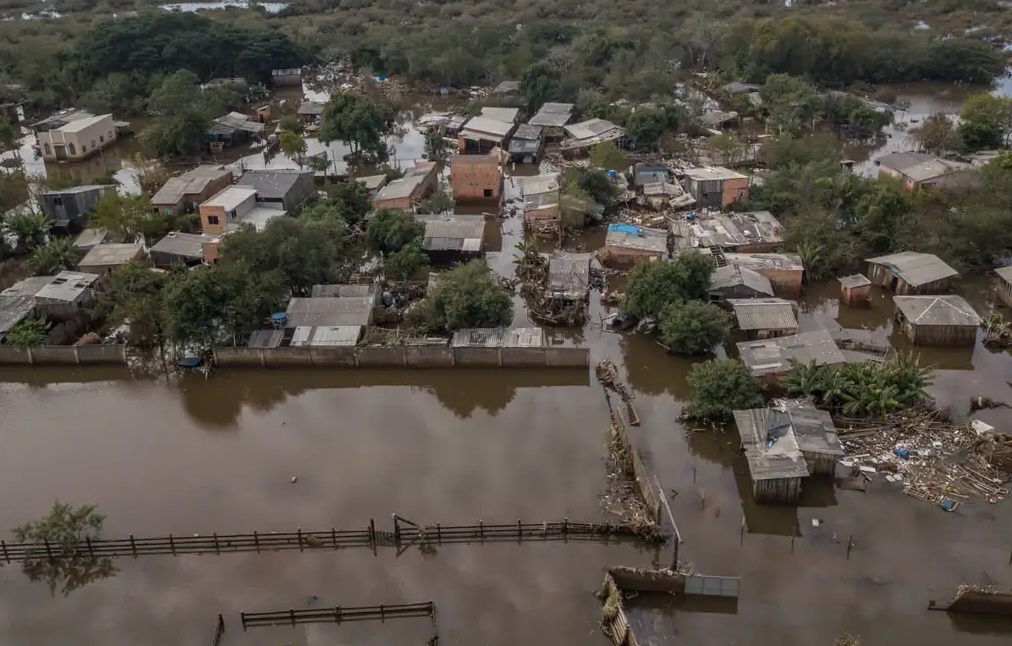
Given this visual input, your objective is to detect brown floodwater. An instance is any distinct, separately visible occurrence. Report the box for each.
[4,88,1012,646]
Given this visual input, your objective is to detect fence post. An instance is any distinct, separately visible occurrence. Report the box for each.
[240,612,247,631]
[369,519,376,547]
[74,346,80,364]
[331,527,337,547]
[289,608,296,626]
[130,534,137,557]
[26,346,33,366]
[86,536,93,556]
[380,604,385,620]
[297,528,303,551]
[44,539,51,559]
[436,522,441,543]
[335,606,342,624]
[517,519,522,543]
[393,516,400,545]
[253,530,260,553]
[213,533,220,555]
[479,520,484,542]
[1,540,7,563]
[847,535,854,559]
[169,534,175,556]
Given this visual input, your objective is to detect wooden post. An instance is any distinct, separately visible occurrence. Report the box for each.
[331,527,337,547]
[130,534,137,557]
[369,519,376,547]
[700,488,705,510]
[672,535,680,570]
[335,606,342,624]
[393,516,400,545]
[213,533,220,555]
[693,459,697,483]
[86,536,93,556]
[297,528,303,552]
[517,519,522,543]
[847,535,853,559]
[44,539,51,559]
[740,514,746,546]
[479,520,484,542]
[0,540,7,564]
[240,612,247,631]
[436,522,441,543]
[791,534,795,554]
[289,608,296,626]
[169,534,175,556]
[253,530,260,553]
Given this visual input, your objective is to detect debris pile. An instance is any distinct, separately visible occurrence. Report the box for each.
[595,359,639,425]
[836,409,1010,510]
[513,245,588,325]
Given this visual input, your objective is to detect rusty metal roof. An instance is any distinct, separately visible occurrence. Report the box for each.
[727,298,797,331]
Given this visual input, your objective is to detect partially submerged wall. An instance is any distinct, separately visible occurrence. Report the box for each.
[931,587,1012,616]
[0,344,127,365]
[213,345,590,369]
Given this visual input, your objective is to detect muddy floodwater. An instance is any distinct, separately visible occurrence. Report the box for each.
[3,267,1012,645]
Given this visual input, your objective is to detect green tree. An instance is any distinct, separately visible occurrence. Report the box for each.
[141,71,215,160]
[278,114,302,134]
[560,168,619,209]
[424,131,451,162]
[221,217,359,295]
[2,210,48,253]
[319,91,396,159]
[588,141,628,171]
[366,208,424,254]
[760,74,822,136]
[163,260,287,348]
[959,94,1009,151]
[410,260,513,332]
[279,129,308,166]
[622,251,714,318]
[98,262,168,348]
[625,106,668,147]
[0,118,17,153]
[384,243,430,280]
[911,113,960,155]
[708,132,747,166]
[520,62,561,110]
[4,318,47,347]
[685,359,763,421]
[89,193,160,242]
[31,238,82,276]
[658,301,730,355]
[13,501,104,548]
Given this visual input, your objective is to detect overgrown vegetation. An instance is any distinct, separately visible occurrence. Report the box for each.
[408,260,513,333]
[782,353,934,418]
[686,359,763,421]
[4,318,47,347]
[621,252,714,319]
[658,301,730,355]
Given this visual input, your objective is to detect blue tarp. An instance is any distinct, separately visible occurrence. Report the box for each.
[608,223,640,235]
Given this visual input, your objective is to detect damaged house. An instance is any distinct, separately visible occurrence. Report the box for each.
[560,118,625,153]
[728,298,798,340]
[708,264,774,303]
[418,214,487,264]
[721,252,805,299]
[734,399,845,503]
[207,112,265,149]
[893,295,981,346]
[671,211,785,255]
[866,251,957,295]
[682,167,749,209]
[372,161,438,212]
[457,116,515,154]
[736,329,849,384]
[508,124,544,164]
[600,223,668,267]
[547,251,593,302]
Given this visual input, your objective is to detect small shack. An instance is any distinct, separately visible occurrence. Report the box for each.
[41,185,114,230]
[418,214,486,263]
[866,251,957,295]
[519,174,561,227]
[547,251,593,302]
[479,106,520,124]
[372,161,438,212]
[838,274,872,306]
[77,242,146,275]
[508,124,544,163]
[289,325,362,348]
[994,266,1012,308]
[207,112,265,148]
[737,329,848,384]
[457,116,515,154]
[722,252,804,298]
[0,295,35,342]
[561,118,625,153]
[528,102,575,138]
[893,295,981,346]
[33,270,100,320]
[734,399,844,503]
[728,298,798,340]
[285,290,379,329]
[355,174,389,198]
[708,265,774,303]
[599,223,668,267]
[150,232,210,268]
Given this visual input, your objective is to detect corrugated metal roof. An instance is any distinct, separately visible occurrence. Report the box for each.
[0,295,34,335]
[996,266,1012,285]
[311,284,377,298]
[737,330,847,376]
[78,243,145,267]
[420,215,486,252]
[894,295,981,327]
[480,107,519,123]
[728,298,797,331]
[876,151,935,173]
[709,265,773,296]
[548,251,592,298]
[289,326,315,346]
[838,274,871,289]
[247,329,284,348]
[513,124,542,140]
[460,116,513,138]
[451,327,546,348]
[237,170,312,200]
[684,575,740,598]
[286,296,375,327]
[867,251,957,286]
[307,325,361,346]
[0,275,56,299]
[35,271,99,303]
[151,165,230,205]
[151,233,206,259]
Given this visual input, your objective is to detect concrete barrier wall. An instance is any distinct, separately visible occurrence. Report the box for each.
[213,346,590,369]
[0,344,126,365]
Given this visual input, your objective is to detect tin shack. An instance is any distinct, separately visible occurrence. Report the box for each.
[893,295,981,346]
[866,251,957,295]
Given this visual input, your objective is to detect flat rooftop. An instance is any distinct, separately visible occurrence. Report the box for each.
[78,243,144,268]
[34,271,99,303]
[737,329,847,377]
[604,223,667,254]
[202,186,257,211]
[671,211,784,249]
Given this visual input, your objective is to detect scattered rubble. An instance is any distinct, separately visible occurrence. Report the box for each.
[513,244,588,325]
[596,359,639,426]
[836,409,1011,510]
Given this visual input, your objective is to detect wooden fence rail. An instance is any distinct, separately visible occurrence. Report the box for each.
[0,516,661,563]
[209,614,224,646]
[240,601,436,629]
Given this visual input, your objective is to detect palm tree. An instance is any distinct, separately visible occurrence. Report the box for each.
[31,238,82,275]
[2,210,48,253]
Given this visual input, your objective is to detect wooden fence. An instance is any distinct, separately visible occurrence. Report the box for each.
[209,614,224,646]
[0,515,659,563]
[240,601,436,629]
[213,345,590,369]
[0,344,127,365]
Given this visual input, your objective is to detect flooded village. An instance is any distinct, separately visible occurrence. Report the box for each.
[3,7,1012,646]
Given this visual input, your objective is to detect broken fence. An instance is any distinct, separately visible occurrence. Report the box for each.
[1,515,660,563]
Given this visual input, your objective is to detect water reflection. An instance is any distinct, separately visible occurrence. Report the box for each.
[18,555,118,598]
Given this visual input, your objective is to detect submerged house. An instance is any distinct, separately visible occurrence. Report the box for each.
[40,185,114,230]
[995,266,1012,308]
[547,251,593,302]
[33,109,117,162]
[682,167,749,209]
[866,251,957,295]
[150,165,233,215]
[708,265,774,303]
[418,214,487,263]
[33,270,101,320]
[237,169,316,212]
[728,298,798,340]
[207,112,265,148]
[508,124,544,163]
[528,102,575,138]
[671,211,784,254]
[372,161,439,212]
[599,223,668,267]
[734,400,844,503]
[722,253,805,299]
[736,329,848,384]
[893,295,981,346]
[876,152,977,191]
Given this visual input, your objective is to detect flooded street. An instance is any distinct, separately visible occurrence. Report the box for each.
[2,75,1012,645]
[2,267,1012,644]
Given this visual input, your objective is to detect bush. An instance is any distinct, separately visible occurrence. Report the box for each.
[686,359,763,421]
[621,251,714,319]
[658,301,729,355]
[409,260,513,332]
[4,318,47,347]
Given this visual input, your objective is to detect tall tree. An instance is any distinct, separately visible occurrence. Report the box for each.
[279,130,308,167]
[409,260,513,332]
[622,251,715,318]
[318,91,396,159]
[98,262,169,349]
[89,193,160,242]
[366,208,424,255]
[760,74,822,136]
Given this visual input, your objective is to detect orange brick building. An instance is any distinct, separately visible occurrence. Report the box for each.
[449,154,502,200]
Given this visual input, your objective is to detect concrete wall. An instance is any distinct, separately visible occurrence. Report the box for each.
[0,344,126,365]
[214,345,590,368]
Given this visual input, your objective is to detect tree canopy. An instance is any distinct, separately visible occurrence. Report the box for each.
[410,260,513,332]
[686,359,763,421]
[319,91,396,159]
[621,251,714,319]
[658,301,730,355]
